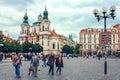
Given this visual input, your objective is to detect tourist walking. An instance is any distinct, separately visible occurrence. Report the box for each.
[56,54,63,75]
[42,54,47,67]
[98,52,101,60]
[30,53,39,77]
[47,52,55,76]
[13,53,22,78]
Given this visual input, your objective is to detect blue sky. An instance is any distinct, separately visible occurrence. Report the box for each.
[0,0,120,41]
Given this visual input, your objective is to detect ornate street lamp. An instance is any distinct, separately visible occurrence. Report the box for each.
[93,6,116,75]
[93,5,116,32]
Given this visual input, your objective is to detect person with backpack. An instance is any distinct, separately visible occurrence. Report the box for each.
[30,53,39,77]
[47,52,55,76]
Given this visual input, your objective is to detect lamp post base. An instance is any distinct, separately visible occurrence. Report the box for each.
[104,60,107,75]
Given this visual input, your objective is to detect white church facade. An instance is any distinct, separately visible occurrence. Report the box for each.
[18,6,76,54]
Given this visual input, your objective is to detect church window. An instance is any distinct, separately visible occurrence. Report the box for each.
[48,41,49,46]
[39,27,41,31]
[42,41,44,46]
[57,42,59,50]
[42,26,44,31]
[52,43,55,49]
[34,28,36,33]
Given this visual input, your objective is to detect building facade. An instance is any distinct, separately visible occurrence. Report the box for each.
[0,30,14,42]
[18,6,75,54]
[79,25,120,56]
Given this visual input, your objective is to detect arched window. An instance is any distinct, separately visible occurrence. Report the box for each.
[42,41,44,46]
[52,43,55,49]
[57,42,59,50]
[24,30,26,33]
[48,41,49,46]
[42,26,44,31]
[34,28,36,33]
[39,27,41,31]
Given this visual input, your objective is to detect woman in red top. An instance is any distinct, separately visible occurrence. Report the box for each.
[56,54,63,75]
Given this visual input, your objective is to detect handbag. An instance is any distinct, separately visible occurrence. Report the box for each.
[47,62,50,66]
[37,65,41,71]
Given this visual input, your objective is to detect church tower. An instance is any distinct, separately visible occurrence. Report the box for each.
[42,5,50,31]
[38,13,43,22]
[20,10,30,36]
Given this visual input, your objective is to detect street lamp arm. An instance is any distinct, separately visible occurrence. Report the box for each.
[106,15,115,19]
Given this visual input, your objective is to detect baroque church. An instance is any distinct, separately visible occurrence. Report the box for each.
[18,6,76,54]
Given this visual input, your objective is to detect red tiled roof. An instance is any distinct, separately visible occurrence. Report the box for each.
[80,29,88,33]
[51,30,57,36]
[4,36,14,41]
[113,24,120,28]
[0,30,14,42]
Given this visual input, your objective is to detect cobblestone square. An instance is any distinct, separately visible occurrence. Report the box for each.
[0,57,120,80]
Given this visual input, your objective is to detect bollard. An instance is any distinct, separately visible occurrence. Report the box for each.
[104,60,107,75]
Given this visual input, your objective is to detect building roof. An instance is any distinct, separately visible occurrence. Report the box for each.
[0,30,14,42]
[80,28,104,33]
[33,21,41,25]
[80,29,88,33]
[113,24,120,28]
[50,30,57,36]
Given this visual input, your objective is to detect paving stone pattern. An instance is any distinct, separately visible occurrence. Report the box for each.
[0,57,120,80]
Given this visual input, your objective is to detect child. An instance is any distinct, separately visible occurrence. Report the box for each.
[28,64,32,75]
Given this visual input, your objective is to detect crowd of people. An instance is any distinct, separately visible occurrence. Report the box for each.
[11,52,64,78]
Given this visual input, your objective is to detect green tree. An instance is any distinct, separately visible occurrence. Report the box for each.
[32,43,43,53]
[62,45,71,54]
[0,36,4,52]
[11,41,22,53]
[22,41,33,53]
[74,44,80,54]
[70,46,74,53]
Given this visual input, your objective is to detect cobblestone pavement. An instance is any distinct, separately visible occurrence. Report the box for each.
[0,57,120,80]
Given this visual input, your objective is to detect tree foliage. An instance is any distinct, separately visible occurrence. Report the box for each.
[62,45,72,54]
[21,41,33,53]
[0,37,43,53]
[32,43,43,53]
[74,44,80,54]
[21,41,43,53]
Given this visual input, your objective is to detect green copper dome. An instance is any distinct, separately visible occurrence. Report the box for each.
[23,10,28,24]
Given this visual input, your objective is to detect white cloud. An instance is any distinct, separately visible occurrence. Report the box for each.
[0,0,120,41]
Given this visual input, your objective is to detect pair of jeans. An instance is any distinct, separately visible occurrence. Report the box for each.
[49,65,54,75]
[42,60,46,67]
[56,63,62,75]
[15,64,20,77]
[32,66,37,76]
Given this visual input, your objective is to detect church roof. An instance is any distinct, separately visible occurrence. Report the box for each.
[50,30,57,36]
[33,21,41,25]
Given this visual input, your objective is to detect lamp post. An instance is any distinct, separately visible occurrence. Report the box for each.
[93,6,116,75]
